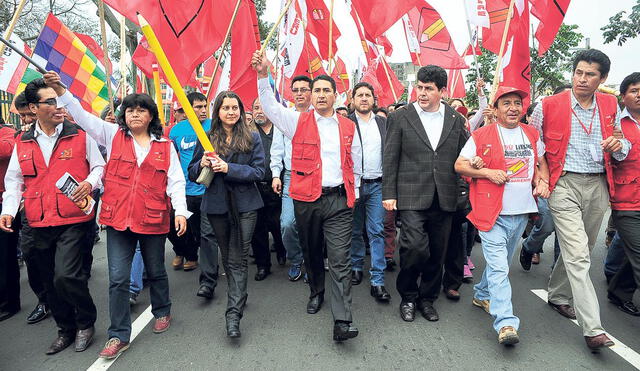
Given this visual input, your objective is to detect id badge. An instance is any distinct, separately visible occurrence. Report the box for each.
[589,142,603,165]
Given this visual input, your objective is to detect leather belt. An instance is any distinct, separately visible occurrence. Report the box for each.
[362,177,382,184]
[561,171,603,177]
[321,184,345,195]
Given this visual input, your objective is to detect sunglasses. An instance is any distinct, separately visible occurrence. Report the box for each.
[35,98,58,106]
[291,88,310,94]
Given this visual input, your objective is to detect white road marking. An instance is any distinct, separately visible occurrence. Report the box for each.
[531,289,640,369]
[86,305,154,371]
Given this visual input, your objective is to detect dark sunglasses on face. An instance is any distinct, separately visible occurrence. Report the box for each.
[291,88,310,94]
[35,98,58,106]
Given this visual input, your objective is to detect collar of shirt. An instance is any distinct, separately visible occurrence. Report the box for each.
[621,107,640,125]
[571,91,596,111]
[34,121,63,138]
[413,101,445,117]
[355,111,375,125]
[313,110,339,124]
[124,130,167,143]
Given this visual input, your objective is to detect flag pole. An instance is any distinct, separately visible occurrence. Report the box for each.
[119,14,127,98]
[489,0,516,105]
[332,57,348,93]
[98,0,115,116]
[260,0,294,55]
[380,56,398,103]
[152,64,165,125]
[204,0,242,103]
[462,4,481,78]
[327,0,335,74]
[401,16,422,68]
[0,0,28,56]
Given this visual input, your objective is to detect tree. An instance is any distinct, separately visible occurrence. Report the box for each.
[464,47,496,108]
[601,0,640,46]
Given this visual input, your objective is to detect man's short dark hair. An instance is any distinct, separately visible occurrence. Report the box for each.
[311,75,336,93]
[375,107,388,116]
[573,49,610,77]
[553,84,572,95]
[352,81,375,98]
[14,92,28,109]
[24,78,49,104]
[416,65,447,90]
[620,72,640,95]
[187,92,207,106]
[336,107,348,114]
[291,75,312,89]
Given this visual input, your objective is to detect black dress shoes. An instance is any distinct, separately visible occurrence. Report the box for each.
[351,270,363,285]
[384,258,396,272]
[608,294,640,316]
[27,303,50,324]
[306,295,324,314]
[75,327,94,352]
[0,308,19,322]
[399,301,416,322]
[519,247,533,271]
[254,268,271,281]
[370,286,391,302]
[418,302,439,321]
[46,334,74,355]
[197,285,214,299]
[277,255,286,266]
[226,318,241,338]
[333,321,359,342]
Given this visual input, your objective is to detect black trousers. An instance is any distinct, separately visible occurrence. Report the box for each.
[20,212,48,304]
[252,183,285,269]
[609,210,640,302]
[0,205,21,313]
[167,197,200,261]
[443,209,470,291]
[32,222,97,336]
[397,196,453,304]
[294,190,353,323]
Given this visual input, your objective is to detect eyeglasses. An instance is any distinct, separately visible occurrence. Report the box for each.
[35,98,58,106]
[291,88,310,94]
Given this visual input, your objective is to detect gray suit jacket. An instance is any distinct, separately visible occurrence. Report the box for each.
[382,102,468,212]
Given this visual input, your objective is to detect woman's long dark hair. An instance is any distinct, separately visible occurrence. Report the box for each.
[116,93,163,138]
[209,91,253,155]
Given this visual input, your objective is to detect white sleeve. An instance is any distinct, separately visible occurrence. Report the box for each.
[469,95,488,132]
[166,144,191,218]
[458,137,477,160]
[1,147,23,217]
[536,137,546,157]
[270,127,284,177]
[83,135,106,190]
[58,90,117,151]
[258,78,300,139]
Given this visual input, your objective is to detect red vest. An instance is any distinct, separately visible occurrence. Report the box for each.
[467,123,540,232]
[610,116,640,210]
[0,125,16,203]
[15,123,94,227]
[542,90,618,192]
[289,111,356,208]
[100,130,172,234]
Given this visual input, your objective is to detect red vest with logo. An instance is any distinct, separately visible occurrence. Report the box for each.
[289,111,356,208]
[467,123,540,232]
[610,116,640,210]
[15,123,94,227]
[542,90,618,192]
[100,130,172,234]
[0,125,17,203]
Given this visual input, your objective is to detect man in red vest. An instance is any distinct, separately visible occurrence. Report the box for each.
[455,87,550,345]
[252,51,363,342]
[607,72,640,317]
[0,79,105,355]
[529,49,628,350]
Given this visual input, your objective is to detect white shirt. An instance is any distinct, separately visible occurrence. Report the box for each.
[1,121,105,217]
[258,78,362,195]
[621,107,640,126]
[469,95,488,133]
[57,91,190,218]
[413,101,445,149]
[270,123,292,176]
[356,112,382,179]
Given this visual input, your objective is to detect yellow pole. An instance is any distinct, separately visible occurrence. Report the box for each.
[488,0,516,105]
[138,13,214,152]
[119,15,127,99]
[259,0,294,55]
[98,0,114,115]
[327,0,334,74]
[152,63,165,126]
[0,0,28,56]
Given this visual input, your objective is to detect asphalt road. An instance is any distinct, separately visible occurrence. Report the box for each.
[1,216,639,371]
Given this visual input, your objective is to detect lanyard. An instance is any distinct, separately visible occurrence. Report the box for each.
[570,105,597,136]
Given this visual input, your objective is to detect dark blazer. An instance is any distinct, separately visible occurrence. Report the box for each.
[348,112,387,167]
[382,102,468,212]
[188,131,265,215]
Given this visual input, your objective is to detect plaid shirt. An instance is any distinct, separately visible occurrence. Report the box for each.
[530,92,629,173]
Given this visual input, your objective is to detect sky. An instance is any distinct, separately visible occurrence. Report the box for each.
[263,0,640,87]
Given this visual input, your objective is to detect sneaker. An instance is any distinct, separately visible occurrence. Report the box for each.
[99,338,129,359]
[172,256,184,270]
[183,260,199,271]
[467,257,475,270]
[498,326,519,345]
[153,315,171,333]
[463,265,473,283]
[129,293,138,306]
[472,297,491,314]
[288,264,302,281]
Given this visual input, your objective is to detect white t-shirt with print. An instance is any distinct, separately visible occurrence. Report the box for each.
[459,125,545,215]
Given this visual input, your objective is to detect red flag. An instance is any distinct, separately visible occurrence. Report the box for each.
[304,0,341,60]
[350,6,378,62]
[446,69,466,99]
[362,57,405,107]
[463,43,483,57]
[350,0,425,40]
[132,36,199,87]
[229,0,261,107]
[531,0,570,55]
[103,0,233,86]
[497,0,531,106]
[330,57,350,94]
[481,0,513,54]
[404,5,468,69]
[376,34,394,57]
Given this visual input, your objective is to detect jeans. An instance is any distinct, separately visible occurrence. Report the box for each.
[474,214,528,333]
[281,171,302,266]
[351,181,386,286]
[522,197,561,266]
[199,205,219,290]
[129,245,144,295]
[604,232,626,279]
[106,228,171,342]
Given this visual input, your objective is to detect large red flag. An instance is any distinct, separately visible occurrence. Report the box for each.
[132,37,199,87]
[350,6,378,62]
[362,57,405,106]
[330,57,350,94]
[481,0,513,54]
[350,0,425,40]
[498,0,530,106]
[304,0,341,60]
[104,0,232,86]
[447,69,466,99]
[531,0,571,55]
[404,5,468,69]
[229,0,261,107]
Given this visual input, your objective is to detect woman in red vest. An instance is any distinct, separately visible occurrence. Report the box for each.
[42,71,189,359]
[188,91,265,338]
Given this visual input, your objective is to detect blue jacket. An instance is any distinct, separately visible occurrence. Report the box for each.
[188,131,265,215]
[169,119,211,196]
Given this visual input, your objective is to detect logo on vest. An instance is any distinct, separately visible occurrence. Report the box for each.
[59,148,73,159]
[153,151,165,161]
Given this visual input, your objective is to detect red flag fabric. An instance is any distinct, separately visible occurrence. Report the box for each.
[229,0,261,107]
[280,0,327,80]
[481,0,513,54]
[350,0,425,40]
[132,36,199,87]
[350,6,378,62]
[304,0,341,60]
[103,0,232,86]
[497,0,531,106]
[376,34,394,57]
[330,57,350,94]
[446,69,466,99]
[404,5,468,69]
[531,0,570,55]
[463,42,483,57]
[362,57,405,107]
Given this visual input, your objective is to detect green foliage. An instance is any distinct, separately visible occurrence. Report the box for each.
[255,0,276,50]
[601,0,640,45]
[464,47,496,109]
